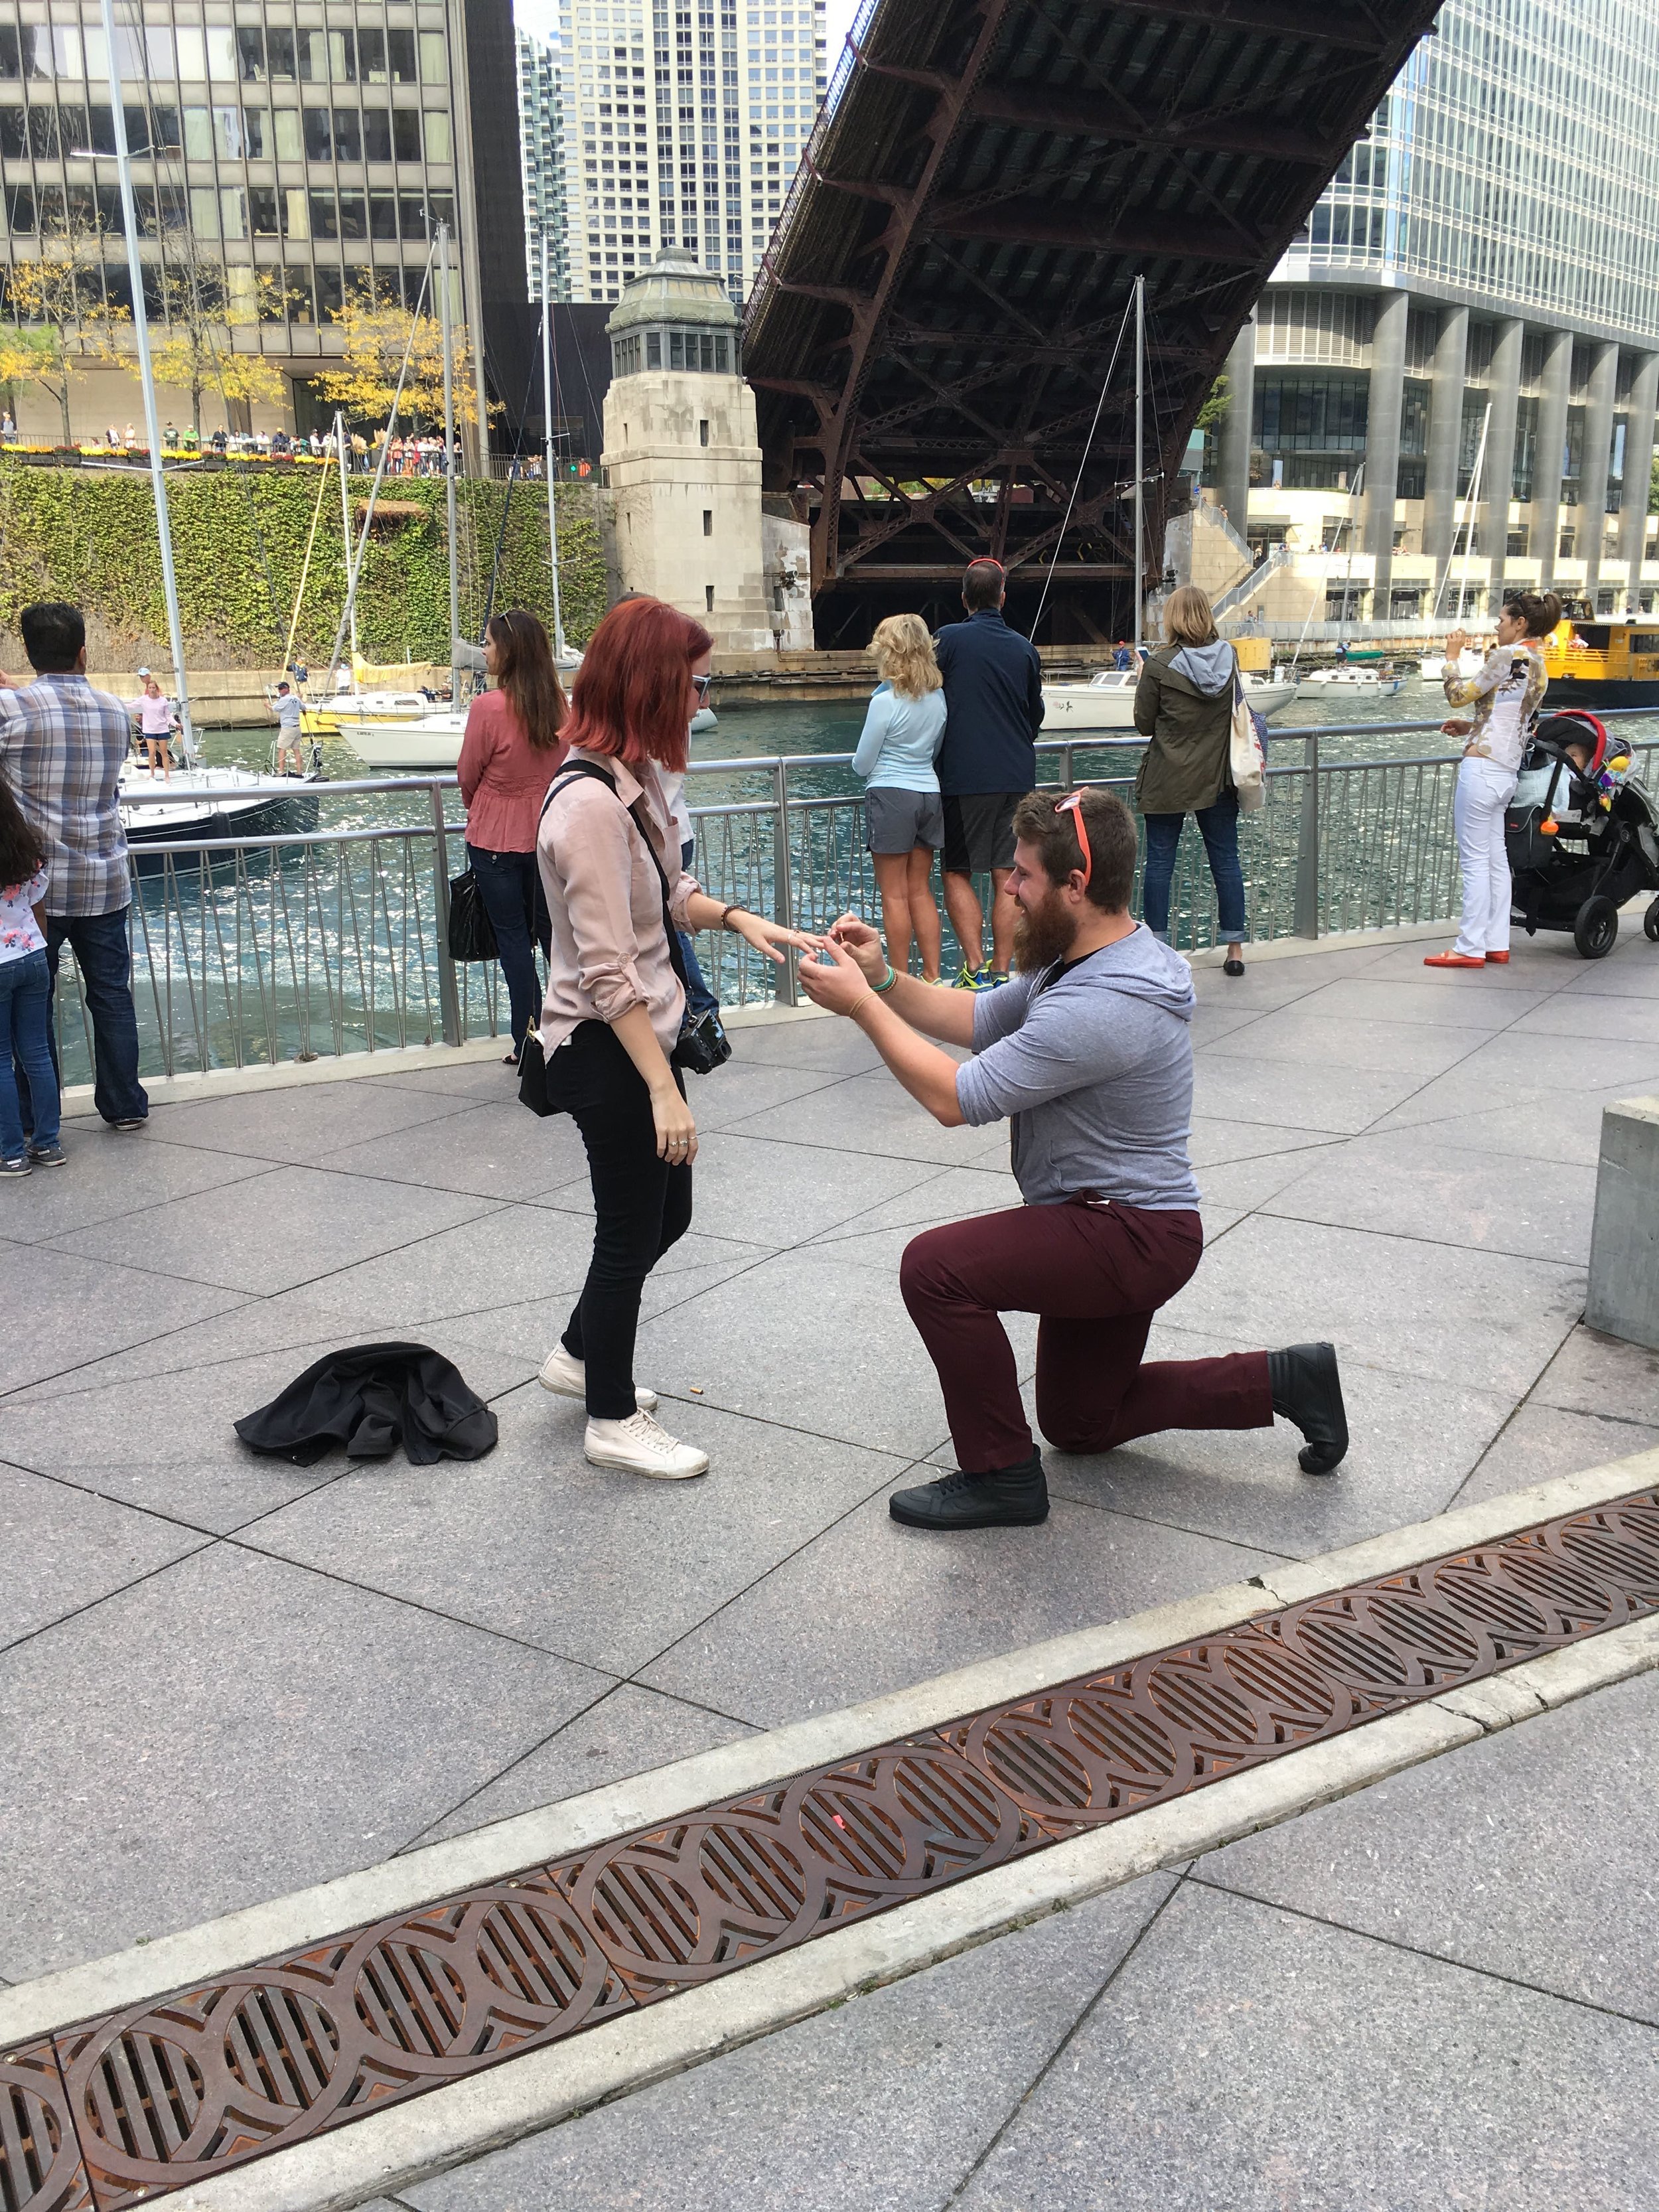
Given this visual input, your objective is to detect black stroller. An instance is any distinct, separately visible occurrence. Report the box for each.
[1504,710,1659,958]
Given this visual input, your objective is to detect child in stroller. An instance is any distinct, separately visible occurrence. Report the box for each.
[1506,710,1659,958]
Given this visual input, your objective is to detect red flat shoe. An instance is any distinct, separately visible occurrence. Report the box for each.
[1484,950,1510,964]
[1423,950,1486,968]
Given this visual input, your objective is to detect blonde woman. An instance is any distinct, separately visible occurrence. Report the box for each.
[853,613,948,982]
[1132,584,1248,975]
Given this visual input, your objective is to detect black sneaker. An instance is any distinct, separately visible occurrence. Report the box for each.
[1267,1342,1349,1475]
[26,1140,66,1167]
[889,1455,1049,1530]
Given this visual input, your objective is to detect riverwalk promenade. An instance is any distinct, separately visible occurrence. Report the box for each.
[5,917,1659,2208]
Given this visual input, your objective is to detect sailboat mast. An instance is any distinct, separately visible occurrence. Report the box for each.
[99,0,192,753]
[439,221,461,703]
[541,232,565,660]
[335,413,358,671]
[1456,403,1491,628]
[1132,273,1145,655]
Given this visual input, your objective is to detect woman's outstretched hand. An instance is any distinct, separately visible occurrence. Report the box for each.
[730,913,819,967]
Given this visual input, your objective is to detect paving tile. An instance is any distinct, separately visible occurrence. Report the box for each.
[1288,973,1554,1030]
[0,1338,538,1535]
[1508,992,1659,1043]
[242,1390,900,1679]
[1189,1050,1430,1136]
[1041,1319,1512,1558]
[1358,939,1577,989]
[630,1244,1034,1459]
[719,1065,1001,1169]
[0,1240,248,1396]
[1532,1323,1659,1426]
[1161,1213,1585,1398]
[316,1101,593,1203]
[45,1167,500,1295]
[0,1459,208,1650]
[409,1684,760,1848]
[1258,1126,1600,1264]
[674,1057,853,1131]
[1386,1082,1643,1167]
[1185,1118,1341,1171]
[366,1058,534,1102]
[1187,1001,1276,1049]
[1194,1142,1346,1213]
[1200,1670,1659,2022]
[956,1882,1659,2211]
[1200,1008,1486,1079]
[1555,950,1659,998]
[724,1017,885,1074]
[0,1138,279,1246]
[804,1164,1024,1250]
[1374,1031,1659,1133]
[146,1078,472,1163]
[0,1544,609,1982]
[1451,1402,1659,1509]
[403,1873,1176,2212]
[640,1486,1279,1727]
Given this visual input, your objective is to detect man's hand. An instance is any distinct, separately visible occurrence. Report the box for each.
[797,934,878,1015]
[825,911,887,984]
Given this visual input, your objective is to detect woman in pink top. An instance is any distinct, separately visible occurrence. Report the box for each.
[459,609,568,1061]
[532,596,812,1481]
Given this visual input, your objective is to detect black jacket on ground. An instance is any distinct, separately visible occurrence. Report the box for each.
[932,609,1045,796]
[235,1343,499,1465]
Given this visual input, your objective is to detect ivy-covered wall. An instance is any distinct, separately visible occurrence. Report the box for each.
[0,463,608,667]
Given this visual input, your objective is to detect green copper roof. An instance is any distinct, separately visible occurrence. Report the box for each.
[606,249,741,336]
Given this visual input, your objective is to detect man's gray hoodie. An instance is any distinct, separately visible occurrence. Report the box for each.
[955,924,1201,1211]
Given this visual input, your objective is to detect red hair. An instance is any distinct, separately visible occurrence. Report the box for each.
[561,596,711,772]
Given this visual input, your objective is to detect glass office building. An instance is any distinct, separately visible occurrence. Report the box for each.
[0,0,521,444]
[518,25,566,302]
[1207,0,1659,622]
[557,0,827,307]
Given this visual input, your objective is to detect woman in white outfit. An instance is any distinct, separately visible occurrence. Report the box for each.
[1425,590,1560,970]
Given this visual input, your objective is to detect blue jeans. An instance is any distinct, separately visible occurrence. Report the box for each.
[678,838,719,1021]
[13,908,147,1132]
[466,844,551,1056]
[1141,792,1247,944]
[0,950,58,1156]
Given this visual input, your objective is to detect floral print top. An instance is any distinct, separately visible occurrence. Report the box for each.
[0,861,47,962]
[1443,640,1548,773]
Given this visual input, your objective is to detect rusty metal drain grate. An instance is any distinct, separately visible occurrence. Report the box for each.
[9,1488,1659,2211]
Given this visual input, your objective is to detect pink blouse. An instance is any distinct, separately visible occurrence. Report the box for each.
[457,689,567,852]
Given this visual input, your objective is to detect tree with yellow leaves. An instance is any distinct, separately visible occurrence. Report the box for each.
[1,221,129,446]
[311,278,480,434]
[135,239,287,448]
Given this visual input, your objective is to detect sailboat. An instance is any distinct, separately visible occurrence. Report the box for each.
[1419,405,1491,684]
[96,8,315,848]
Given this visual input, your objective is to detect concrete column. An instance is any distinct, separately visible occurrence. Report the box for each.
[1360,287,1409,615]
[1579,339,1619,605]
[1587,1098,1659,1349]
[1617,352,1659,607]
[1480,317,1524,613]
[1216,317,1256,549]
[1530,328,1573,594]
[1421,304,1468,602]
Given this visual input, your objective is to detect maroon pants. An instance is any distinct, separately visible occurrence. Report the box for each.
[899,1199,1273,1473]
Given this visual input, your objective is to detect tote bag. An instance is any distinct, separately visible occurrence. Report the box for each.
[1228,662,1268,814]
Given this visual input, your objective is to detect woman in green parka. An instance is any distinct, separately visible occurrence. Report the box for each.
[1132,585,1248,976]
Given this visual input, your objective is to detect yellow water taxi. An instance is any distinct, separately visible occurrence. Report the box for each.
[1544,609,1659,709]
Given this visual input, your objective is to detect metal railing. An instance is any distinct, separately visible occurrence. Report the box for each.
[53,711,1659,1087]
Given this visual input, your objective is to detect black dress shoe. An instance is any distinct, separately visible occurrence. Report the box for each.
[1267,1343,1348,1474]
[1223,956,1246,977]
[889,1455,1049,1530]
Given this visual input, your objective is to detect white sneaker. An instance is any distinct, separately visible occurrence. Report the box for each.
[584,1410,709,1481]
[539,1343,658,1414]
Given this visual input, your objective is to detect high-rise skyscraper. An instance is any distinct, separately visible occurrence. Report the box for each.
[0,0,525,449]
[558,0,828,309]
[517,26,566,302]
[1205,0,1659,623]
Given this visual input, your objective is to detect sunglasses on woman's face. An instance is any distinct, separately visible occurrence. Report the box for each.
[691,674,713,700]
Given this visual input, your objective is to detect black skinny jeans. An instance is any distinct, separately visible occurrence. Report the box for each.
[466,844,551,1057]
[546,1019,692,1418]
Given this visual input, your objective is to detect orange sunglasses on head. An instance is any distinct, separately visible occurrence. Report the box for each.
[1056,789,1092,887]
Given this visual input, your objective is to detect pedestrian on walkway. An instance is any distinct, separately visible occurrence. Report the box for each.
[1133,585,1248,976]
[0,763,62,1173]
[932,558,1045,988]
[459,609,568,1063]
[1425,591,1559,970]
[532,595,815,1481]
[855,613,946,984]
[0,601,147,1132]
[796,786,1346,1529]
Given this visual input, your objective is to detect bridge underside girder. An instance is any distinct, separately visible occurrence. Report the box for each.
[743,0,1442,644]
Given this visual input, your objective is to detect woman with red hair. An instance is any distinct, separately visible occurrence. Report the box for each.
[533,595,810,1480]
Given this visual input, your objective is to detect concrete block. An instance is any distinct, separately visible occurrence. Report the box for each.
[1585,1096,1659,1347]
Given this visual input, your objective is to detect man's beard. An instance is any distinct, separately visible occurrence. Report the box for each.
[1012,885,1081,973]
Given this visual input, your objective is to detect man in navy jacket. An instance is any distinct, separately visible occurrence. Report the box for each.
[932,559,1045,986]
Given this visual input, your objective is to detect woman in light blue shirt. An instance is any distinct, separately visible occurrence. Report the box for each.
[854,613,948,982]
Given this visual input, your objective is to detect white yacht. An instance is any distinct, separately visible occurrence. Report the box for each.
[1041,666,1298,730]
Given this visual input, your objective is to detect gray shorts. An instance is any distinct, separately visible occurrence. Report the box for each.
[865,786,944,855]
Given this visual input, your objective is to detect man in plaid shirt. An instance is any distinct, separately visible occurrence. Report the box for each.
[0,601,147,1129]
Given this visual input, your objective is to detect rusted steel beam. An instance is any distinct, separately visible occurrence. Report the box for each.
[1102,0,1392,50]
[969,81,1341,166]
[930,198,1269,259]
